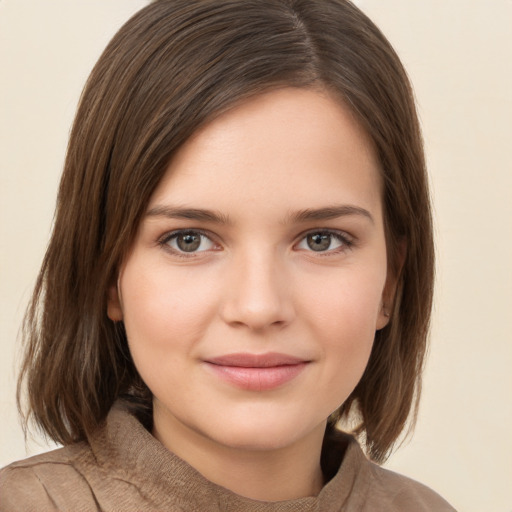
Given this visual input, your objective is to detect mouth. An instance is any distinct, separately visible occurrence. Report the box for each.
[203,352,310,391]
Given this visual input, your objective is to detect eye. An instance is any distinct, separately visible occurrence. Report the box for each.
[161,230,217,254]
[296,231,352,253]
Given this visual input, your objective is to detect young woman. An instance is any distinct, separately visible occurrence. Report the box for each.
[1,1,455,510]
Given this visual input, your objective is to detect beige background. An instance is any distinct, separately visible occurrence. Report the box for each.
[1,1,511,510]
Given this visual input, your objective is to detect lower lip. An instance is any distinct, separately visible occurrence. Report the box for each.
[204,362,308,391]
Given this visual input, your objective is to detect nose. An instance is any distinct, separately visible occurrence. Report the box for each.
[220,250,295,331]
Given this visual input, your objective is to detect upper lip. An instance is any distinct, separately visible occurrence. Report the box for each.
[205,352,308,368]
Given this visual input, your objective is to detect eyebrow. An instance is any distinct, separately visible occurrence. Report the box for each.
[286,205,374,224]
[146,204,373,225]
[146,205,232,225]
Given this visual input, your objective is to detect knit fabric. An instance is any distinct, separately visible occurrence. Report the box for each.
[0,403,455,511]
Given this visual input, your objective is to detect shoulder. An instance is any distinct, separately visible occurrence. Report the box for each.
[0,444,100,512]
[364,461,457,511]
[326,432,457,512]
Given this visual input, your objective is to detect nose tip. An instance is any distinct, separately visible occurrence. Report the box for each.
[220,262,294,331]
[228,298,289,331]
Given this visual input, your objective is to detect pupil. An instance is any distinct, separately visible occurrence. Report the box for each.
[307,233,331,251]
[177,233,201,252]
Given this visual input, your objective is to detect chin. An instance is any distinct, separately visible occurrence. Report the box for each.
[202,411,326,453]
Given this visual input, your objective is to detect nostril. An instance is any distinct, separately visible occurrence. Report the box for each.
[220,295,294,331]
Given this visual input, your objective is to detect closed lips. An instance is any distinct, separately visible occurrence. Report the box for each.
[205,352,308,367]
[203,353,310,391]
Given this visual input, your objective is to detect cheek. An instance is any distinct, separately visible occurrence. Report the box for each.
[303,265,385,333]
[300,268,385,385]
[119,262,220,355]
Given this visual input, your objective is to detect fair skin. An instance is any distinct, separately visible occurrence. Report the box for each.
[108,87,394,501]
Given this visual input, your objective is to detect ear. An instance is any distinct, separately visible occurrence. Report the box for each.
[107,282,123,322]
[376,240,406,330]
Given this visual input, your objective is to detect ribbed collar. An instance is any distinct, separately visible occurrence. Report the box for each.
[88,403,370,511]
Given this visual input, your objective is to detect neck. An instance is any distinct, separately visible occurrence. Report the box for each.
[152,405,326,501]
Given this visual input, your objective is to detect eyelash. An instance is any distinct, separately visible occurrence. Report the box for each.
[158,229,218,259]
[296,230,354,256]
[158,228,354,258]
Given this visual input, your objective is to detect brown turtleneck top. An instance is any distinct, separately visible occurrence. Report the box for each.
[0,404,455,511]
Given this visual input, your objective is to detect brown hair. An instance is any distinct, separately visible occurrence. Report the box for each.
[18,0,433,463]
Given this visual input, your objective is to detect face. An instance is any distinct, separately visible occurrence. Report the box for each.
[108,88,394,455]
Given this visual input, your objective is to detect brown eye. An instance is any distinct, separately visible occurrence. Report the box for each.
[296,231,350,254]
[306,233,333,252]
[177,233,201,252]
[164,231,216,254]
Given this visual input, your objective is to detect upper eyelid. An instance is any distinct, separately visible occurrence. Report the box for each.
[295,228,354,242]
[159,228,216,243]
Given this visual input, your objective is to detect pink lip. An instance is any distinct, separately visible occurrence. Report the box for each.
[203,352,310,391]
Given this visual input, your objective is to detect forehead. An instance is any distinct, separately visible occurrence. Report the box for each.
[150,88,382,221]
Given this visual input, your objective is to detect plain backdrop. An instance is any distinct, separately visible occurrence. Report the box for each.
[1,1,511,511]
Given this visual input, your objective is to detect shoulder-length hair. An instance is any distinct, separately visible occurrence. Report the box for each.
[19,0,433,463]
